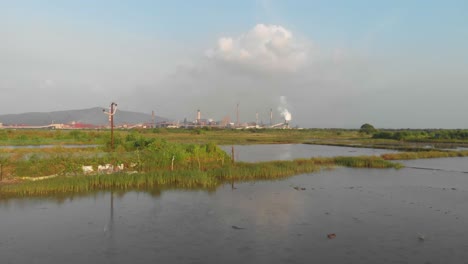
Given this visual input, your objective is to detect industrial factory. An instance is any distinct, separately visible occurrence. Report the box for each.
[0,102,296,130]
[157,107,293,129]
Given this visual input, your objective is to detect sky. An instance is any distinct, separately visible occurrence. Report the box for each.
[1,0,467,128]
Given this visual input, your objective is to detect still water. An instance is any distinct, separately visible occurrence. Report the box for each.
[1,146,468,263]
[220,144,397,162]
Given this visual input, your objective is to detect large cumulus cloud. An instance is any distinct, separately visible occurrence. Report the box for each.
[206,24,308,72]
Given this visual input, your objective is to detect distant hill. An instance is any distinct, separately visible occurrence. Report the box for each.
[0,107,168,126]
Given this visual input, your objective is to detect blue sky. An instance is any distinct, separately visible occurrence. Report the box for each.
[6,0,467,48]
[1,1,468,128]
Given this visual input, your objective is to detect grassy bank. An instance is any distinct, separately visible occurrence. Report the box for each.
[381,150,468,160]
[0,156,400,198]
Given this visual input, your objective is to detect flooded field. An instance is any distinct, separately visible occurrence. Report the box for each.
[1,145,468,263]
[220,144,398,162]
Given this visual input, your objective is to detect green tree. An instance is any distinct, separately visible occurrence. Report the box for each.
[360,123,377,134]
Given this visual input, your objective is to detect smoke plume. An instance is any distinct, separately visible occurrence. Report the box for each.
[278,96,292,121]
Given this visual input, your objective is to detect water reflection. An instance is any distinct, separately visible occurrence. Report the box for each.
[103,190,117,263]
[105,190,114,235]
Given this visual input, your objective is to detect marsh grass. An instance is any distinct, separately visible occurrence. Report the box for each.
[333,156,403,168]
[381,150,468,160]
[0,156,401,198]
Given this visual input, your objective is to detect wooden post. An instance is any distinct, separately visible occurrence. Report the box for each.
[231,145,235,163]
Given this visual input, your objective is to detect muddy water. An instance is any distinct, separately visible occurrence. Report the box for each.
[1,154,468,263]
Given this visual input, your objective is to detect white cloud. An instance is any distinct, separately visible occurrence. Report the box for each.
[207,24,308,72]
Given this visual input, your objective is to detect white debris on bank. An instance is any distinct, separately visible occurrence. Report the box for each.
[19,174,59,181]
[14,164,137,182]
[83,163,129,175]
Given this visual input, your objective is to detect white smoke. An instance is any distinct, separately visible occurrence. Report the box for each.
[278,96,292,121]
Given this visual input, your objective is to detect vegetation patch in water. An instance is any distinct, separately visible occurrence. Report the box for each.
[333,156,403,168]
[381,150,468,160]
[0,155,401,198]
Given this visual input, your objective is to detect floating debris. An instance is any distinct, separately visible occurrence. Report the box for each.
[232,225,245,230]
[417,233,425,241]
[327,233,337,239]
[293,186,306,191]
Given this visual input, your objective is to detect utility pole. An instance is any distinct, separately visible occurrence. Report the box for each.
[103,102,117,151]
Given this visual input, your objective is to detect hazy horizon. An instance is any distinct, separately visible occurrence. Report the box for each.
[1,1,467,129]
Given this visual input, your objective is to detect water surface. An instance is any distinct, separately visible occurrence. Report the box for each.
[2,157,468,263]
[221,144,397,162]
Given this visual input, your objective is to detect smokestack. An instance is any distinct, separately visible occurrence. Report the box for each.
[236,103,239,127]
[270,108,273,126]
[197,109,201,124]
[256,112,259,125]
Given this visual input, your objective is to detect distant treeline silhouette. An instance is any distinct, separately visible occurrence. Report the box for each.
[372,129,468,141]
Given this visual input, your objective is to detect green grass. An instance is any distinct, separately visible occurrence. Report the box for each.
[3,128,468,148]
[0,156,401,198]
[0,129,109,146]
[333,156,403,168]
[0,128,363,146]
[381,150,468,160]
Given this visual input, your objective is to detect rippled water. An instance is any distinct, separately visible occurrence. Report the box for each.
[1,146,468,263]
